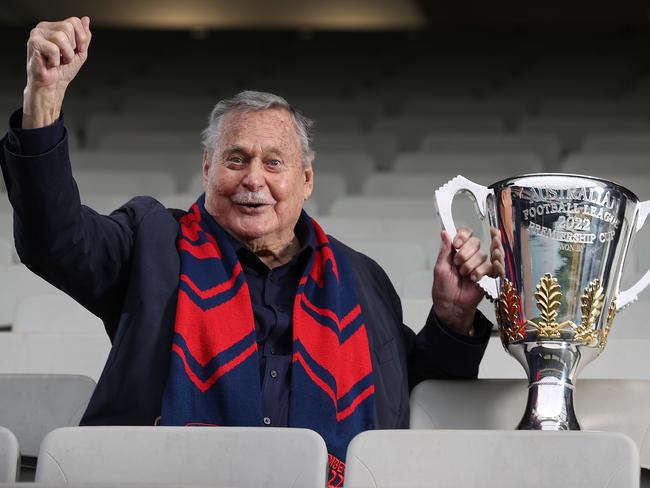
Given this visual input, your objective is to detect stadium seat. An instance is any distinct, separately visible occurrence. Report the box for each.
[392,151,544,175]
[329,197,435,219]
[312,152,376,194]
[0,265,64,328]
[344,429,639,488]
[0,374,96,458]
[361,172,493,198]
[400,97,532,124]
[0,426,19,483]
[13,295,104,334]
[312,132,399,170]
[0,238,12,266]
[0,334,110,382]
[539,99,650,117]
[74,170,177,197]
[480,337,650,380]
[582,133,650,153]
[318,217,440,259]
[560,154,650,178]
[372,115,506,150]
[419,133,562,167]
[36,426,328,487]
[343,241,427,291]
[69,150,202,192]
[96,130,201,151]
[517,116,649,151]
[410,378,650,471]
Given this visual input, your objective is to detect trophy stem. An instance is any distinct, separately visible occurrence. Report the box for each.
[517,377,580,430]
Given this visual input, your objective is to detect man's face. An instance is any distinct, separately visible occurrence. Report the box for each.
[202,108,313,246]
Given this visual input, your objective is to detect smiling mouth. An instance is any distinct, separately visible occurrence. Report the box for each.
[237,202,269,208]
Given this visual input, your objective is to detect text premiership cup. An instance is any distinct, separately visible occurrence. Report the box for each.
[435,174,650,430]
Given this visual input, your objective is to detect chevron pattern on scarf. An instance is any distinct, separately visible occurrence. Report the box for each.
[161,195,375,486]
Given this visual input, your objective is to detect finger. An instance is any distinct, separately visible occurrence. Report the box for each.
[453,235,480,266]
[452,226,473,249]
[489,261,505,279]
[33,38,62,69]
[459,251,487,278]
[68,16,91,54]
[44,30,75,64]
[468,260,493,282]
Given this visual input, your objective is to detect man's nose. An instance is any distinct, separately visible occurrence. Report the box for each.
[241,159,266,191]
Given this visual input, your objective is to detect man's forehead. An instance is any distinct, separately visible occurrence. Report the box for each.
[219,108,300,151]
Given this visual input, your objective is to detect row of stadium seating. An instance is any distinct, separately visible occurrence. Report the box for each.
[0,376,648,486]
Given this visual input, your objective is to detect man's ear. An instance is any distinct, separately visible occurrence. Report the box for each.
[202,151,210,189]
[303,163,314,201]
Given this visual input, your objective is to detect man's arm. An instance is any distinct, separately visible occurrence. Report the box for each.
[1,17,149,331]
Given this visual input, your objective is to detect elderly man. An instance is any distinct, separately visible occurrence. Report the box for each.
[1,17,502,486]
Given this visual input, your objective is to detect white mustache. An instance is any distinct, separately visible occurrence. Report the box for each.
[231,191,276,206]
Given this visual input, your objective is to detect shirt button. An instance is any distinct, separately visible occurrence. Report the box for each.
[270,370,278,379]
[263,417,271,425]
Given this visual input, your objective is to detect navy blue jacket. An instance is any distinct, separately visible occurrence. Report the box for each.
[1,122,492,429]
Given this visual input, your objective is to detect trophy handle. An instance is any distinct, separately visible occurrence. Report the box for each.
[434,175,498,300]
[618,200,650,310]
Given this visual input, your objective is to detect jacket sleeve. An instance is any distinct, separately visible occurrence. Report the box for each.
[1,124,161,334]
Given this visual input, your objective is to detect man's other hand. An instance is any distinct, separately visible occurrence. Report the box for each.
[432,226,503,335]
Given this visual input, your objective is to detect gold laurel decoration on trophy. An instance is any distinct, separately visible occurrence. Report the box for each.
[498,279,525,342]
[600,299,617,350]
[528,273,563,338]
[573,279,604,346]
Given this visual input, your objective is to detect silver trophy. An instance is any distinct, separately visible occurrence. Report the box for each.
[435,174,650,430]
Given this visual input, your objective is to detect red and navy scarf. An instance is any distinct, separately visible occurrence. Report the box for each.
[161,195,375,487]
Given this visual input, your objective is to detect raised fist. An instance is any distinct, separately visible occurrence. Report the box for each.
[23,16,92,128]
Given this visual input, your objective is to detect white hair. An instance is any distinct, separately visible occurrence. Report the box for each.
[201,90,315,167]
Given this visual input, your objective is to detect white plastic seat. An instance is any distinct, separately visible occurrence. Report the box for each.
[582,133,650,153]
[0,214,11,240]
[69,150,202,192]
[344,241,427,291]
[0,374,96,458]
[318,217,440,260]
[312,132,399,170]
[97,130,201,151]
[518,116,649,151]
[0,265,64,327]
[480,337,650,381]
[540,99,650,117]
[560,154,650,178]
[84,113,206,149]
[361,172,493,198]
[392,151,544,175]
[13,295,104,334]
[419,132,562,167]
[313,152,376,194]
[345,429,639,488]
[308,173,347,214]
[74,170,177,197]
[329,197,435,219]
[0,334,110,382]
[36,426,328,488]
[400,97,531,123]
[0,238,12,266]
[372,116,506,150]
[410,379,650,473]
[401,298,432,334]
[0,426,19,483]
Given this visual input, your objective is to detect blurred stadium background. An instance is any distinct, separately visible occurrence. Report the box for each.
[1,0,650,485]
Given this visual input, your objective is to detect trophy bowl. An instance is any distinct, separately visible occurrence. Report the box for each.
[435,174,650,430]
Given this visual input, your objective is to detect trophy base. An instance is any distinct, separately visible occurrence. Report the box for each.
[516,377,581,431]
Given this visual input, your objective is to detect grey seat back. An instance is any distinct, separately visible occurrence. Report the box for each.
[36,426,328,488]
[345,429,639,488]
[410,379,650,469]
[0,426,19,482]
[0,374,95,457]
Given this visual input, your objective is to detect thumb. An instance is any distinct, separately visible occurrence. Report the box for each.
[435,230,454,270]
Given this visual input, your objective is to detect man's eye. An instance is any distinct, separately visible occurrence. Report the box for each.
[226,156,243,164]
[267,159,282,168]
